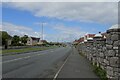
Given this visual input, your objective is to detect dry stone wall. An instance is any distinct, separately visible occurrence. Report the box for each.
[77,28,120,79]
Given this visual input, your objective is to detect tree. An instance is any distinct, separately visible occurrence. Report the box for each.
[21,35,28,45]
[1,31,11,49]
[11,35,20,46]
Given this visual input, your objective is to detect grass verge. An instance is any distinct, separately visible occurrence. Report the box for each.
[79,52,108,80]
[1,46,59,54]
[92,63,108,80]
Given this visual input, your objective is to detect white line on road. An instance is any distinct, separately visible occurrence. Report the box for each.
[51,51,54,52]
[37,54,43,56]
[1,53,48,64]
[1,48,60,64]
[53,53,71,80]
[23,56,31,59]
[3,57,24,63]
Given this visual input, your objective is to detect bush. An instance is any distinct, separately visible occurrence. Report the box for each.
[11,43,24,46]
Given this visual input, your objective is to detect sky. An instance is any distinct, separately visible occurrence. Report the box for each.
[1,2,118,42]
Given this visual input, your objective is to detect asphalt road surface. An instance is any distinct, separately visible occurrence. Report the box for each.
[2,46,72,78]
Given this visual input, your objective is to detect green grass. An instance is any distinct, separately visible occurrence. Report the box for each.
[1,46,58,54]
[79,52,85,57]
[79,52,108,80]
[92,63,108,80]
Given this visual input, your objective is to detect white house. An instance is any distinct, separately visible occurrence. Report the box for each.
[26,37,40,45]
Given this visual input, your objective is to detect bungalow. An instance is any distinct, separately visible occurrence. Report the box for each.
[77,37,84,43]
[84,34,95,41]
[73,32,107,44]
[26,37,40,45]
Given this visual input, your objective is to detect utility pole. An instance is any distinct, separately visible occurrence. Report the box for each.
[40,22,46,40]
[36,22,45,41]
[41,23,43,40]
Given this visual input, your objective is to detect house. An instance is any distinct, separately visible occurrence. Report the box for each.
[26,37,40,45]
[8,39,12,46]
[93,32,107,41]
[101,32,107,40]
[77,37,84,43]
[84,34,95,40]
[73,34,95,44]
[73,32,107,44]
[84,34,95,42]
[73,39,80,45]
[37,40,48,45]
[40,40,47,43]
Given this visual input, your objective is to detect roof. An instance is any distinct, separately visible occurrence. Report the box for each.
[30,37,40,41]
[78,37,84,43]
[94,34,102,37]
[40,40,47,43]
[85,34,95,38]
[87,37,93,40]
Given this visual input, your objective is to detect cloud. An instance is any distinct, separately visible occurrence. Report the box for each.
[2,2,118,42]
[34,22,47,26]
[109,24,120,29]
[1,22,42,37]
[1,22,86,42]
[4,2,118,24]
[53,24,85,37]
[46,24,86,42]
[2,0,120,2]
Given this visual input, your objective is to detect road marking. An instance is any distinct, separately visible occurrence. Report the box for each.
[51,51,54,52]
[23,56,31,59]
[2,49,58,64]
[3,57,23,63]
[2,55,32,64]
[2,53,47,64]
[53,53,71,80]
[37,54,43,56]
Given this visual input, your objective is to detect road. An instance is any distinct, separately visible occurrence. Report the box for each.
[2,46,72,78]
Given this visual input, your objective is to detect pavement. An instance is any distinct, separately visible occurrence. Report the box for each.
[57,47,99,78]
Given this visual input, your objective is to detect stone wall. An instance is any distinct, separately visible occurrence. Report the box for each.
[77,28,120,79]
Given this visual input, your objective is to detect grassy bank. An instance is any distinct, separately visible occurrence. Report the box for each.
[1,46,59,54]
